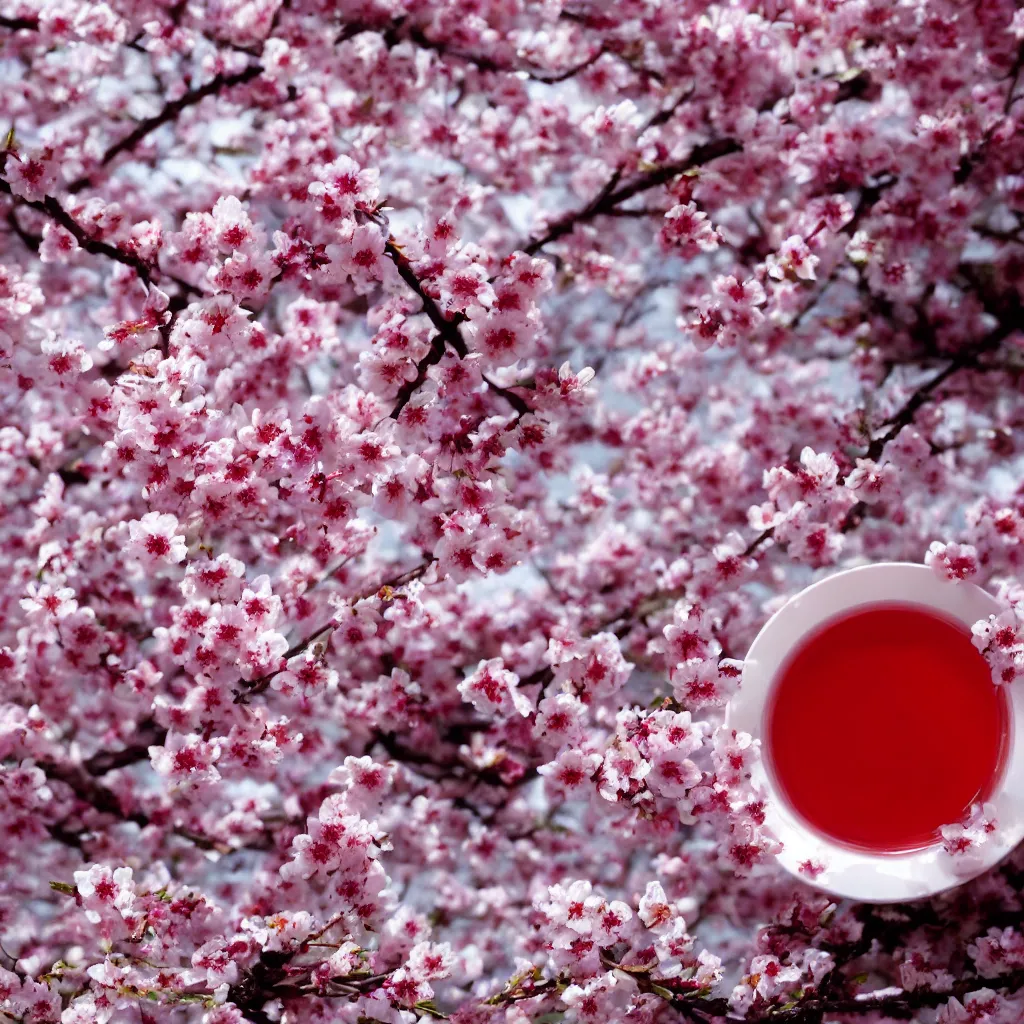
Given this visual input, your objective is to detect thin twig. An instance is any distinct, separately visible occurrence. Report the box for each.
[68,64,263,192]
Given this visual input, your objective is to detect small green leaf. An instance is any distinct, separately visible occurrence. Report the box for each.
[612,961,656,975]
[50,881,76,895]
[651,985,675,1000]
[414,1000,447,1018]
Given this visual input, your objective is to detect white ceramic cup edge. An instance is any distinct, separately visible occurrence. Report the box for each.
[727,562,1023,903]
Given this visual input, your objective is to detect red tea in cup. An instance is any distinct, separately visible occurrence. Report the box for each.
[765,603,1010,853]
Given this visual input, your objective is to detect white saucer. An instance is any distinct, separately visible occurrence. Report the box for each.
[726,562,1024,902]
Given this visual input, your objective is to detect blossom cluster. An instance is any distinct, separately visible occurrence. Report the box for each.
[1,0,1023,1023]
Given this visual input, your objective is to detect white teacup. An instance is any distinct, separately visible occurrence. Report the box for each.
[727,562,1024,902]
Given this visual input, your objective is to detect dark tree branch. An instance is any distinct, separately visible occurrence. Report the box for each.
[480,374,532,416]
[521,71,873,260]
[598,945,1024,1024]
[0,14,38,30]
[340,15,629,83]
[407,22,605,82]
[83,721,168,775]
[863,319,1015,462]
[390,334,447,419]
[1004,43,1024,114]
[789,176,897,330]
[384,240,468,357]
[522,139,740,256]
[68,64,263,192]
[35,747,282,854]
[227,950,293,1023]
[738,325,1015,559]
[383,239,536,416]
[38,758,153,834]
[757,967,1024,1022]
[0,171,155,285]
[238,559,434,696]
[600,303,1020,630]
[4,207,39,252]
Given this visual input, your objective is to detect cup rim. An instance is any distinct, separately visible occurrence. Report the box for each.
[726,561,1024,902]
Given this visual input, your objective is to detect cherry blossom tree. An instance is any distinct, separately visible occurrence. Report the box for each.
[1,1,1024,1023]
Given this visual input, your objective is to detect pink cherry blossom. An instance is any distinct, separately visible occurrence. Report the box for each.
[767,235,820,282]
[126,510,188,568]
[458,657,533,718]
[927,540,981,582]
[638,880,680,933]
